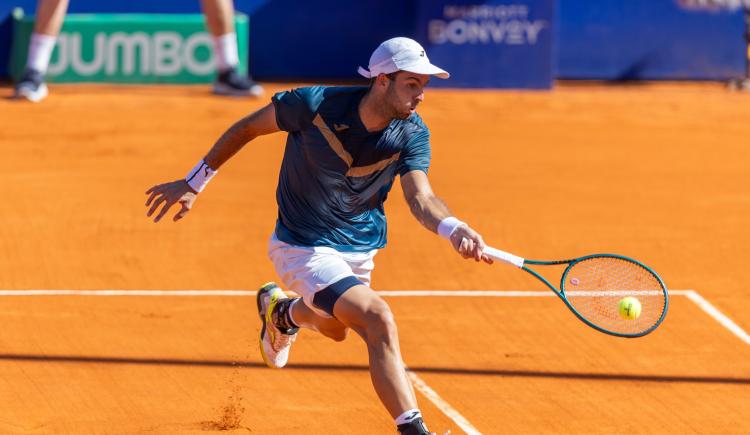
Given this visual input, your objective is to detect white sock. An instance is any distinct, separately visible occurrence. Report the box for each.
[212,33,239,72]
[27,33,57,73]
[395,409,422,426]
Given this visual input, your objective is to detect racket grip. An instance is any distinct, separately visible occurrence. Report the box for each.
[484,246,525,268]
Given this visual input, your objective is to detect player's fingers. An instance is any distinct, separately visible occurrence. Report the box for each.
[470,232,486,261]
[472,238,482,261]
[481,253,494,264]
[145,190,160,207]
[461,238,474,259]
[458,237,468,257]
[153,199,175,223]
[147,195,167,218]
[173,202,191,221]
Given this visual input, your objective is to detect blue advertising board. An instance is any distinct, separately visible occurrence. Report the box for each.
[3,0,746,83]
[415,0,556,88]
[557,0,746,80]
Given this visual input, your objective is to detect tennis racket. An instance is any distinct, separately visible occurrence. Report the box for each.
[483,246,668,338]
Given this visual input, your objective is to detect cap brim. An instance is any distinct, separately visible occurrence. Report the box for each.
[357,66,373,79]
[401,63,450,79]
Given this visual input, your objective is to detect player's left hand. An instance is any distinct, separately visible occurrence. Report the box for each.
[145,180,197,223]
[449,225,493,264]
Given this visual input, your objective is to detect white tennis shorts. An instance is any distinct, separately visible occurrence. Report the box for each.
[267,233,378,318]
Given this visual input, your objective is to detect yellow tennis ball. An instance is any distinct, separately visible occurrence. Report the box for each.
[618,297,642,320]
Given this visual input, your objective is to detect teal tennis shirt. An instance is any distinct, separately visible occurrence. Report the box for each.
[271,85,431,251]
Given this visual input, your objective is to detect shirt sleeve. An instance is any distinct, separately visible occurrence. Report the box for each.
[272,88,316,132]
[397,127,431,176]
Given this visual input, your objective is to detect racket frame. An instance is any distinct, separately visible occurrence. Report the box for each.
[485,247,669,338]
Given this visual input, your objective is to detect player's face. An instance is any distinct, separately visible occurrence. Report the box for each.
[385,72,430,119]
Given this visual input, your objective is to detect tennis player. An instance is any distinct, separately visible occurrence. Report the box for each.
[145,37,492,435]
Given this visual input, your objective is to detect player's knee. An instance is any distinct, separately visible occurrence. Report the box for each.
[364,299,398,344]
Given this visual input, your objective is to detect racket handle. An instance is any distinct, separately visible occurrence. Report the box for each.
[484,246,525,268]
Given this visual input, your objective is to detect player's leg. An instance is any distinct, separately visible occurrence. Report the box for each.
[261,237,430,433]
[15,0,69,102]
[288,298,349,341]
[199,0,263,96]
[332,285,430,435]
[260,282,349,341]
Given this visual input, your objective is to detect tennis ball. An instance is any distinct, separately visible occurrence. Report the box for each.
[618,297,642,320]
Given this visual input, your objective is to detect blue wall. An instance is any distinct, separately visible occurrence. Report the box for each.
[2,0,748,82]
[251,0,415,80]
[557,0,746,80]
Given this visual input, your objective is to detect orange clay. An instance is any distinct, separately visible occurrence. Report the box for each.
[1,81,749,433]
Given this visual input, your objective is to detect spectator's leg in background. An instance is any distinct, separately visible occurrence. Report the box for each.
[15,0,69,102]
[200,0,263,97]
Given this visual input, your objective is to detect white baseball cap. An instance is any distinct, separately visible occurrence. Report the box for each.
[358,37,449,79]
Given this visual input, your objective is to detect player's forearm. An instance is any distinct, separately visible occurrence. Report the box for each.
[407,191,452,234]
[203,115,258,170]
[185,104,279,194]
[202,103,278,170]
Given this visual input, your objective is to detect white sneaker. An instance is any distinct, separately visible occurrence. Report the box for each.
[257,282,298,368]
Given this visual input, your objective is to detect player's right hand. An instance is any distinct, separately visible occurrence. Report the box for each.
[145,180,197,223]
[449,225,493,264]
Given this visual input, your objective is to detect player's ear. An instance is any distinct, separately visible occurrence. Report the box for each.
[375,73,392,88]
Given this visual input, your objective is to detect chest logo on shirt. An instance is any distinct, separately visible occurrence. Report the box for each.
[333,123,350,132]
[313,114,400,178]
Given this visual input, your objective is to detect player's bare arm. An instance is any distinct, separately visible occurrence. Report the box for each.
[145,103,279,222]
[400,169,491,263]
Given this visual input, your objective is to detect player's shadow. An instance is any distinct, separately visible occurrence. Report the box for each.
[0,353,747,385]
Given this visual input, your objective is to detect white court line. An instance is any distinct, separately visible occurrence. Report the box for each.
[0,289,692,297]
[1,287,747,434]
[0,289,256,296]
[406,370,482,435]
[4,289,747,346]
[379,290,692,297]
[683,290,750,346]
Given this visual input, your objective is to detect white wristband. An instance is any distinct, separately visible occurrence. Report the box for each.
[437,216,466,239]
[185,160,217,193]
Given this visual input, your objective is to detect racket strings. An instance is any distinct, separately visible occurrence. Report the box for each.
[563,257,667,335]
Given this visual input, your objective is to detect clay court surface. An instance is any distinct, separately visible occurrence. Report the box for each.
[1,81,749,434]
